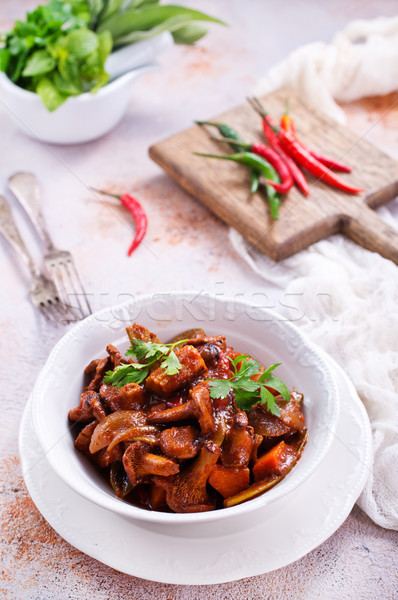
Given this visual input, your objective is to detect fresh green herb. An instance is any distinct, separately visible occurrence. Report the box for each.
[103,338,188,388]
[103,361,148,386]
[0,0,225,111]
[208,355,290,416]
[0,0,112,111]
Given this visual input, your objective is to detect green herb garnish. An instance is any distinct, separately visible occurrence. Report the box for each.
[208,355,290,416]
[103,338,188,388]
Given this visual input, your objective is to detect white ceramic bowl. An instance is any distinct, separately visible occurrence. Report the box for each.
[0,67,156,144]
[0,32,172,144]
[31,291,340,525]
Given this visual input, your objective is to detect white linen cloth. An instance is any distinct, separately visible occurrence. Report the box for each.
[231,17,398,530]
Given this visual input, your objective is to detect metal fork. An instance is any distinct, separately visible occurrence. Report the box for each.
[0,195,72,325]
[8,172,92,320]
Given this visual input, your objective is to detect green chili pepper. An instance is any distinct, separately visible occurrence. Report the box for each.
[263,181,280,220]
[194,151,281,219]
[196,121,244,151]
[250,171,260,195]
[196,121,260,195]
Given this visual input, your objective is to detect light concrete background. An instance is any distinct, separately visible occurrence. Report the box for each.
[1,1,397,598]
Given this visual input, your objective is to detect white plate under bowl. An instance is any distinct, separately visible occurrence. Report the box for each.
[31,291,339,525]
[19,354,372,584]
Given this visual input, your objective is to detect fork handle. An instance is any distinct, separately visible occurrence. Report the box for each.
[0,195,41,278]
[8,172,54,252]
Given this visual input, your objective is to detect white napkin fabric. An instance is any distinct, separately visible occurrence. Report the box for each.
[231,17,398,530]
[254,16,398,124]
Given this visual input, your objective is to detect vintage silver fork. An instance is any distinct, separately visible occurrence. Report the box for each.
[8,172,92,320]
[0,195,72,325]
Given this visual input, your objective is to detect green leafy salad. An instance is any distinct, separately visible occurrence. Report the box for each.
[0,0,224,111]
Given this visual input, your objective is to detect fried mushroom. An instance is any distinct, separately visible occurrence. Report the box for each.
[147,381,215,434]
[73,421,97,454]
[68,391,107,423]
[154,441,220,513]
[221,412,254,468]
[86,357,110,391]
[159,426,201,460]
[106,344,126,368]
[248,391,306,437]
[99,383,145,412]
[95,444,124,468]
[122,441,179,486]
[126,323,160,344]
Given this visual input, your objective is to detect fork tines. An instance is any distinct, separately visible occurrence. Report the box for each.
[31,278,73,327]
[45,252,92,321]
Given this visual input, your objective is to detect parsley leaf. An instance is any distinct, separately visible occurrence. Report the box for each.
[207,378,232,399]
[104,338,188,388]
[160,350,181,376]
[260,386,280,416]
[104,362,148,387]
[208,355,290,415]
[263,374,290,402]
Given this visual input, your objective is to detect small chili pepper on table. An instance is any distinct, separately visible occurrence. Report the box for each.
[247,97,310,196]
[196,121,260,195]
[92,188,147,256]
[280,110,352,173]
[194,151,282,219]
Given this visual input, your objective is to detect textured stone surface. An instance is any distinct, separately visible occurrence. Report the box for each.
[1,0,398,598]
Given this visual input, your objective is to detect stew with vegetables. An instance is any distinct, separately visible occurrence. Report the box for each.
[69,323,307,513]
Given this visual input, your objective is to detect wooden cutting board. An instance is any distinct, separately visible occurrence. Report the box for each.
[149,89,398,264]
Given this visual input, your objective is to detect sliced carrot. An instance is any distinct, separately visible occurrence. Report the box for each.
[252,441,287,481]
[208,465,250,498]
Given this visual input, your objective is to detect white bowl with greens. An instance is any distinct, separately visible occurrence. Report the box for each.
[0,0,224,144]
[0,38,167,145]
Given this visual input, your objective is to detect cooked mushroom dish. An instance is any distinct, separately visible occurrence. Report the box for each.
[69,323,307,513]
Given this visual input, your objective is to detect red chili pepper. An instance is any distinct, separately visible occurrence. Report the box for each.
[119,193,148,256]
[280,113,352,173]
[307,149,352,173]
[247,98,309,196]
[251,142,293,194]
[277,129,363,194]
[210,135,293,194]
[92,188,147,256]
[261,114,309,196]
